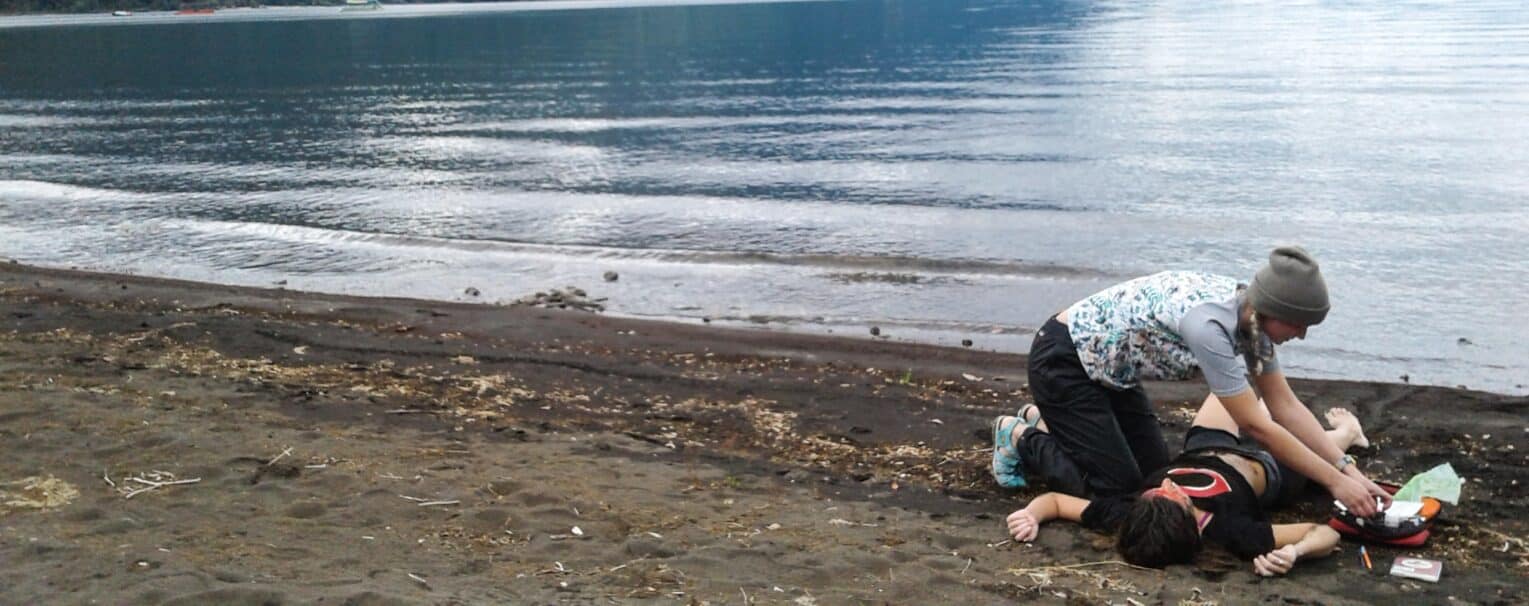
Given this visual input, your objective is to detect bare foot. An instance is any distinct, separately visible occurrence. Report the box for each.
[1325,408,1370,449]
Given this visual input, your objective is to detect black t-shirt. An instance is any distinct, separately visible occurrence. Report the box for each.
[1080,454,1275,559]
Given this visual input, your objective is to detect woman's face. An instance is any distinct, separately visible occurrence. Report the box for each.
[1142,478,1192,510]
[1260,316,1310,344]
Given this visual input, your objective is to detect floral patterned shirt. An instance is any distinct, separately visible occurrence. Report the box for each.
[1063,271,1278,395]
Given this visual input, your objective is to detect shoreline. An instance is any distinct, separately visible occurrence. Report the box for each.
[1,261,1524,603]
[5,253,1520,398]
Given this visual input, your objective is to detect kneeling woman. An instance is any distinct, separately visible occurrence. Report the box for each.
[1003,396,1368,575]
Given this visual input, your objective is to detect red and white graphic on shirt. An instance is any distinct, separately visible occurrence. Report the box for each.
[1165,467,1232,498]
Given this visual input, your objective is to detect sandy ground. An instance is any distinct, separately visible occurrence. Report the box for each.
[0,262,1524,605]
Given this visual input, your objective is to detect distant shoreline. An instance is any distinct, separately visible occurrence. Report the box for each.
[0,0,534,18]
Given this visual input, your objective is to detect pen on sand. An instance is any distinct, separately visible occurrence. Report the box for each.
[1360,545,1372,570]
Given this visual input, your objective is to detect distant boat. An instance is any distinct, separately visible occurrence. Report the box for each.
[341,0,381,11]
[111,10,132,16]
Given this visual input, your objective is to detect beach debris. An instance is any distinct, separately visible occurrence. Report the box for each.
[571,525,584,536]
[1457,337,1472,345]
[464,287,481,297]
[407,572,430,589]
[399,494,460,507]
[2,475,80,511]
[116,471,201,499]
[962,373,982,382]
[603,271,619,282]
[509,287,605,312]
[961,339,973,347]
[869,326,881,336]
[291,345,308,355]
[267,446,293,466]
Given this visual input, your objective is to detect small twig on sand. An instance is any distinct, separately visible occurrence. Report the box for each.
[1008,560,1157,575]
[407,573,430,589]
[122,476,201,499]
[267,446,293,466]
[1480,527,1529,550]
[399,495,459,507]
[962,557,973,575]
[102,470,115,488]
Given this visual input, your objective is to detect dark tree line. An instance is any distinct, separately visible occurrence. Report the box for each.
[1,0,520,14]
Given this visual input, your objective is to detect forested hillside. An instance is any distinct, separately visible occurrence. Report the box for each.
[2,0,520,14]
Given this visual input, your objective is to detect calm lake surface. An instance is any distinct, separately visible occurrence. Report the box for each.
[2,0,1527,394]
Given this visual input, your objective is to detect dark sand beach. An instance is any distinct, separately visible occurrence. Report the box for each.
[0,262,1523,605]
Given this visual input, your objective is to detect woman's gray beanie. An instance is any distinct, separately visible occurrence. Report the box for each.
[1249,246,1329,326]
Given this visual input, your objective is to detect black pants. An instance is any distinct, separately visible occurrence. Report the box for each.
[1018,317,1170,497]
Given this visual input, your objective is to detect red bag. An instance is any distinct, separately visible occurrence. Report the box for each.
[1327,482,1443,547]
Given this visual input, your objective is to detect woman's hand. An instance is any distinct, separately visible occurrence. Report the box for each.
[1330,475,1380,517]
[1006,509,1041,542]
[1347,468,1394,511]
[1252,545,1300,576]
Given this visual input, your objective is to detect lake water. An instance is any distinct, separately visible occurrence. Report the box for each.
[2,0,1527,394]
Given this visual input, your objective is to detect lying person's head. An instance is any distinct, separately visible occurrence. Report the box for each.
[1117,478,1203,567]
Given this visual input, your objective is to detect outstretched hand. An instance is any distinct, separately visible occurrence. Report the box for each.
[1252,545,1299,576]
[1006,509,1040,542]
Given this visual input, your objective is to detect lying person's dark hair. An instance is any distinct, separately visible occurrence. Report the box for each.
[1117,495,1203,567]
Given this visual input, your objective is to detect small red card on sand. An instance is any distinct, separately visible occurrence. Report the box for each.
[1389,556,1442,583]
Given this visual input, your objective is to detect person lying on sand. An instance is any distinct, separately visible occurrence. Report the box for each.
[990,246,1391,518]
[1001,395,1370,575]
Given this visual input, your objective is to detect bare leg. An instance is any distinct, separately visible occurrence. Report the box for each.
[1323,408,1370,449]
[1191,393,1272,434]
[1194,395,1369,451]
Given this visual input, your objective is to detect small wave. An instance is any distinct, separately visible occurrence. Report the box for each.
[635,310,1034,336]
[156,217,1109,279]
[0,179,145,201]
[0,114,96,128]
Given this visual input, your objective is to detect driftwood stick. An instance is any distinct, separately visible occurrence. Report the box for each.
[122,477,201,499]
[267,447,294,466]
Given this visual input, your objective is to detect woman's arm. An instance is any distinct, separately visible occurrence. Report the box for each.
[1256,372,1343,461]
[1218,387,1380,517]
[1253,523,1341,576]
[1257,372,1393,510]
[1006,492,1091,542]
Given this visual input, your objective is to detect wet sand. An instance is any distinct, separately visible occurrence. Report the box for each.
[0,262,1523,605]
